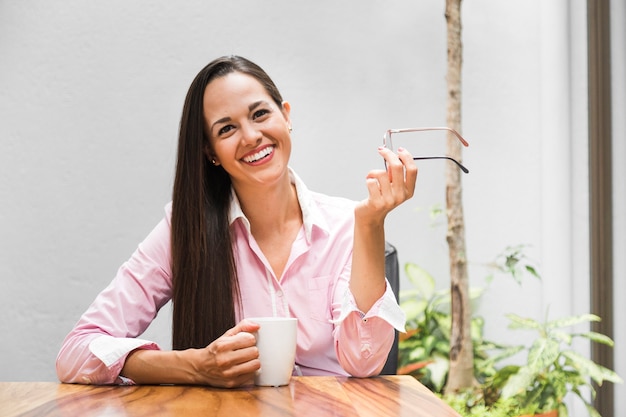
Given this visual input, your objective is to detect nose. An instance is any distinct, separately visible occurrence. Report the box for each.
[239,121,262,146]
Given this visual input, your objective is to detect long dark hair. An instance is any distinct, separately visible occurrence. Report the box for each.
[171,56,284,349]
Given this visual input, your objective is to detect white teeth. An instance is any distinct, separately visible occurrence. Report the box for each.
[243,146,273,163]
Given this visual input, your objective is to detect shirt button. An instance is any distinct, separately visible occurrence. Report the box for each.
[276,290,283,297]
[361,343,372,358]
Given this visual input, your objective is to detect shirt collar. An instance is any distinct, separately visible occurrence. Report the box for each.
[228,168,329,242]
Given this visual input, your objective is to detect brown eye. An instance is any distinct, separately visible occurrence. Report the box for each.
[218,125,234,135]
[253,109,270,119]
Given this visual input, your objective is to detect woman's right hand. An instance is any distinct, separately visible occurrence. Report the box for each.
[188,319,261,387]
[122,319,261,387]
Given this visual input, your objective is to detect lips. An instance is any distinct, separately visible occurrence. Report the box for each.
[242,145,274,164]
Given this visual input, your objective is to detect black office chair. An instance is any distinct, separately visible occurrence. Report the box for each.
[380,242,400,375]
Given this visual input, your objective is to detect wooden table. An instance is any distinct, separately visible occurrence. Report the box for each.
[0,376,461,417]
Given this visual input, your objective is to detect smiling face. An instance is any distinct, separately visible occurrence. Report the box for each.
[203,72,292,191]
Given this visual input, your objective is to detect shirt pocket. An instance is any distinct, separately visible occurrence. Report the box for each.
[306,274,333,322]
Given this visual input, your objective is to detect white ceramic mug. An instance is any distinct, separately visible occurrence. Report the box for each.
[248,317,298,387]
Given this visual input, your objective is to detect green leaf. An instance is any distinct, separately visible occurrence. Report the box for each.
[400,299,428,322]
[404,263,435,299]
[550,330,573,345]
[527,338,560,371]
[435,314,452,335]
[562,350,624,384]
[506,313,542,330]
[586,403,602,417]
[501,367,535,398]
[546,313,601,329]
[429,203,444,220]
[470,317,484,342]
[434,340,450,354]
[575,331,615,347]
[426,354,450,393]
[423,335,437,352]
[481,345,525,368]
[491,365,521,389]
[430,289,452,311]
[525,264,541,279]
[408,346,427,362]
[399,288,420,300]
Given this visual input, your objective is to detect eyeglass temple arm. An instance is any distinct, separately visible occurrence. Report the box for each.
[413,156,469,174]
[383,127,470,147]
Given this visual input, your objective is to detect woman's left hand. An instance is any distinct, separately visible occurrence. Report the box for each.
[349,146,417,313]
[356,146,417,224]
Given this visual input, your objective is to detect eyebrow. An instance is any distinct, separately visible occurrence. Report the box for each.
[210,100,269,134]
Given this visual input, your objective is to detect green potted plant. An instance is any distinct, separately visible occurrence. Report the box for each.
[396,262,453,391]
[399,245,623,417]
[397,262,509,393]
[487,311,623,417]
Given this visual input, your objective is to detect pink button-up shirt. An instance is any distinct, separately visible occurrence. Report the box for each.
[56,170,405,385]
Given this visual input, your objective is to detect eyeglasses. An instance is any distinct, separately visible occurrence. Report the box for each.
[382,127,470,174]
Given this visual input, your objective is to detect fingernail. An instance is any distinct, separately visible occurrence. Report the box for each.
[378,146,385,150]
[398,147,405,152]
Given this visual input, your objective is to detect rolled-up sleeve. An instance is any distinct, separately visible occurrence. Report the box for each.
[332,276,406,377]
[56,205,173,384]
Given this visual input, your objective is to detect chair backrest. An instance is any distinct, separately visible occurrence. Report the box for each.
[380,242,400,375]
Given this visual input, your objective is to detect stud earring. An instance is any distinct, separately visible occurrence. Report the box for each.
[211,159,217,165]
[289,126,293,133]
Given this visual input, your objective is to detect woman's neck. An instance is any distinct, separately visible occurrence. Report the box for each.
[233,172,302,237]
[233,173,303,278]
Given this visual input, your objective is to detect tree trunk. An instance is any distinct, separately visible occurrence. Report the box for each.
[443,0,475,393]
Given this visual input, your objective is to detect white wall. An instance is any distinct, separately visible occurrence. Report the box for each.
[0,0,623,411]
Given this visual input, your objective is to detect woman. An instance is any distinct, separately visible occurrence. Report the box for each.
[56,56,417,387]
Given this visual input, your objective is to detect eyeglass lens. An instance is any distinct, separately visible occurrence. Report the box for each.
[383,127,470,174]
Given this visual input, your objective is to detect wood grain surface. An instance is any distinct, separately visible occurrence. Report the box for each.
[0,376,460,417]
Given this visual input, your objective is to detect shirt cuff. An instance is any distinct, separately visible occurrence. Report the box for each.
[89,335,160,367]
[331,280,406,332]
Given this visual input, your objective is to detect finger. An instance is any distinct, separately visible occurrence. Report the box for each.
[223,319,261,337]
[208,336,260,369]
[376,156,406,204]
[222,344,260,368]
[380,147,410,190]
[364,177,383,207]
[381,147,416,201]
[211,355,260,388]
[396,147,416,173]
[208,332,258,369]
[366,170,393,205]
[224,331,258,351]
[221,360,259,382]
[377,146,401,182]
[396,147,418,197]
[378,146,399,162]
[218,362,259,387]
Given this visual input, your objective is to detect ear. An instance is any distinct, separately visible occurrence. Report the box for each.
[204,145,220,166]
[281,101,292,126]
